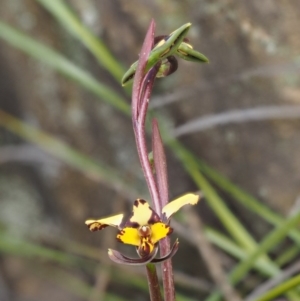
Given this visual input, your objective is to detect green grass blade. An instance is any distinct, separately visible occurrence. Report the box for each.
[35,0,125,82]
[275,245,300,266]
[168,139,277,267]
[48,269,127,301]
[166,139,300,301]
[0,21,129,115]
[196,158,300,245]
[0,110,138,199]
[0,231,84,268]
[229,210,300,285]
[252,274,300,301]
[205,211,300,301]
[205,228,277,277]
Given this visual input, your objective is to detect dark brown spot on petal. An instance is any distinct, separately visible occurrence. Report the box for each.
[148,210,161,224]
[116,229,125,243]
[134,199,146,207]
[88,223,108,232]
[125,221,139,228]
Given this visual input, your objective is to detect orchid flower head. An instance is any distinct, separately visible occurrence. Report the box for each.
[121,22,209,86]
[85,193,199,265]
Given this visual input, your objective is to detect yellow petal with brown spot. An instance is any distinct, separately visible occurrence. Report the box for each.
[117,227,140,247]
[162,193,200,221]
[127,199,161,227]
[151,222,172,244]
[85,213,124,232]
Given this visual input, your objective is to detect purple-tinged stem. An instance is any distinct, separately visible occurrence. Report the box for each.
[132,21,161,211]
[146,263,163,301]
[152,119,168,213]
[133,68,161,211]
[152,119,175,301]
[132,20,176,301]
[132,20,155,121]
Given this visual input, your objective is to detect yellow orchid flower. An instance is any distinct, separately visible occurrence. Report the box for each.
[85,193,199,265]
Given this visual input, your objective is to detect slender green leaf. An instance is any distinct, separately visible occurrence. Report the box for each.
[36,267,128,301]
[253,274,300,301]
[196,158,300,246]
[0,231,85,268]
[229,210,300,285]
[35,0,125,81]
[0,110,138,199]
[205,228,277,277]
[168,139,277,269]
[275,245,300,266]
[205,210,300,301]
[0,21,129,115]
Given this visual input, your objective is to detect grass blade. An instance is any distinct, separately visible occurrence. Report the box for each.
[205,210,300,301]
[205,228,278,277]
[0,110,138,199]
[0,21,129,115]
[35,0,125,81]
[229,210,300,285]
[0,231,83,268]
[196,158,300,245]
[168,139,277,268]
[252,274,300,301]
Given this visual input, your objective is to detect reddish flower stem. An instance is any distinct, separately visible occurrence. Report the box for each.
[160,237,175,301]
[132,20,176,301]
[136,66,176,301]
[152,120,175,301]
[134,66,162,211]
[146,263,163,301]
[133,119,160,210]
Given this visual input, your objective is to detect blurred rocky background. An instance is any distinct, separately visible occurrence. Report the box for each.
[0,0,300,300]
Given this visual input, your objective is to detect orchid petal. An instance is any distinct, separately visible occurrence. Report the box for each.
[156,56,178,78]
[138,237,155,256]
[108,246,158,266]
[154,36,208,64]
[151,239,179,263]
[117,227,140,247]
[85,213,124,231]
[162,193,200,222]
[121,23,191,86]
[148,22,191,66]
[176,42,209,63]
[151,222,172,244]
[125,199,161,227]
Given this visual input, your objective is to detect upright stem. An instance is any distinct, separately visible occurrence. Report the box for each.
[160,238,175,301]
[146,263,163,301]
[133,66,161,211]
[131,20,176,301]
[133,120,160,208]
[152,119,175,301]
